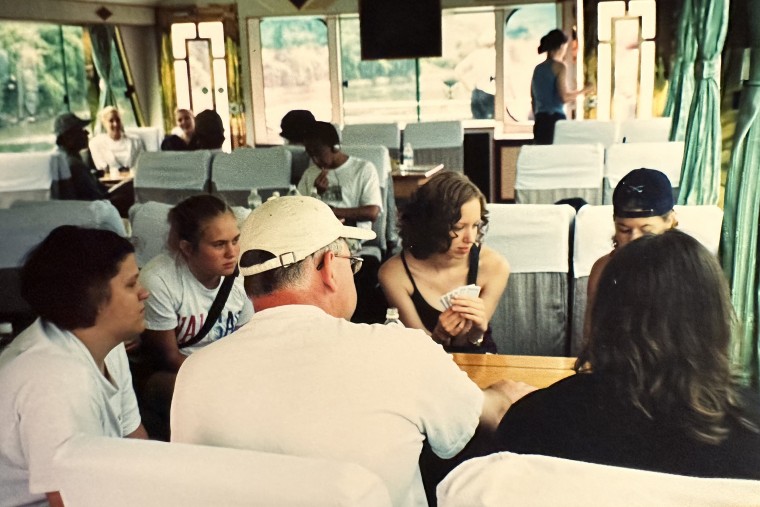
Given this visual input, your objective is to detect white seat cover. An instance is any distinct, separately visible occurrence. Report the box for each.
[553,119,620,148]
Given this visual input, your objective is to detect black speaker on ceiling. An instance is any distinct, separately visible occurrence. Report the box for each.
[359,0,442,60]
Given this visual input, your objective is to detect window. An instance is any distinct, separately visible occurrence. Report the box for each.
[503,4,559,122]
[0,23,90,152]
[171,21,231,151]
[258,17,330,144]
[340,16,416,125]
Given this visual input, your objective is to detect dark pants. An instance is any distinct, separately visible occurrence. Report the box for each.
[533,111,566,144]
[471,88,495,119]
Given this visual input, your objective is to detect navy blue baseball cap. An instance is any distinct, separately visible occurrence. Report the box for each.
[613,168,674,218]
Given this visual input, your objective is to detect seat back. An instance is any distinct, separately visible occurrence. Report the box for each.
[515,144,604,205]
[280,144,312,185]
[125,126,163,152]
[437,452,760,507]
[570,204,723,354]
[603,142,684,204]
[619,117,672,143]
[403,121,464,172]
[134,151,214,204]
[486,204,575,355]
[0,200,125,323]
[553,119,620,148]
[342,123,401,160]
[54,435,392,507]
[0,152,64,207]
[211,147,292,207]
[342,145,394,259]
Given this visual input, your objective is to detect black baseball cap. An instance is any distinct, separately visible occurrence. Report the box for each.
[280,110,316,143]
[613,168,674,218]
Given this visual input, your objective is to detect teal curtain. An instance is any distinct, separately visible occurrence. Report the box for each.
[664,0,696,141]
[87,25,117,114]
[677,0,730,206]
[721,7,760,386]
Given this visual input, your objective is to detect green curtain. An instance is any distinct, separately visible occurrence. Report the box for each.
[225,35,246,149]
[677,0,730,206]
[159,30,178,136]
[721,6,760,386]
[87,25,117,114]
[664,0,697,141]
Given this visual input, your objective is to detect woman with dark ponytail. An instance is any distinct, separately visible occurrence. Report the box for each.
[530,29,592,144]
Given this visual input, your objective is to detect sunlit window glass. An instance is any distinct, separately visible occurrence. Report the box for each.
[419,9,496,122]
[339,16,416,125]
[260,17,330,142]
[503,4,558,123]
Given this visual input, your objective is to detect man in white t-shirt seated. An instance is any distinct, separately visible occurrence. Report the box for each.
[171,196,535,507]
[297,121,385,323]
[0,226,149,507]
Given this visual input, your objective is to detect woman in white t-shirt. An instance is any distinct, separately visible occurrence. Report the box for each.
[137,194,253,439]
[89,106,145,172]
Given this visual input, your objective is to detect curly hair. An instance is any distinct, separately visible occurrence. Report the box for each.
[399,172,488,259]
[577,230,756,444]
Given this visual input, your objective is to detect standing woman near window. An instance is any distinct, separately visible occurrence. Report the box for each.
[89,106,145,171]
[531,29,591,144]
[379,172,509,353]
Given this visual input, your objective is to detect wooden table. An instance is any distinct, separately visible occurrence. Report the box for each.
[452,353,576,389]
[391,164,444,200]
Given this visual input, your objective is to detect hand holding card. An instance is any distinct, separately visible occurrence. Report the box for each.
[439,284,481,310]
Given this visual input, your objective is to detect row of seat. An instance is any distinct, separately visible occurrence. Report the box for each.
[515,141,685,206]
[553,117,673,147]
[52,434,759,506]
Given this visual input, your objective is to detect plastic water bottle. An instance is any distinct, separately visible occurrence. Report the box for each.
[310,187,321,200]
[403,142,414,167]
[287,184,299,196]
[266,190,281,202]
[247,188,262,209]
[384,307,403,327]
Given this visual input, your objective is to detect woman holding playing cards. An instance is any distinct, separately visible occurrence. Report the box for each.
[379,172,510,353]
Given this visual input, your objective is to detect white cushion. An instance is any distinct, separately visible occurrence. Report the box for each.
[437,452,760,507]
[605,142,684,189]
[54,435,392,507]
[0,153,58,192]
[342,145,391,187]
[553,119,620,148]
[516,144,604,190]
[487,204,575,274]
[619,117,672,143]
[126,126,163,152]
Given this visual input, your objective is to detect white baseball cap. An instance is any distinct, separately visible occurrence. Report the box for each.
[238,196,376,276]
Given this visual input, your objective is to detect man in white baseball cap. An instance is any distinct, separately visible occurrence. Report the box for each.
[171,196,534,507]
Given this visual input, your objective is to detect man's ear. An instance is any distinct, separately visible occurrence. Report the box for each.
[317,250,340,293]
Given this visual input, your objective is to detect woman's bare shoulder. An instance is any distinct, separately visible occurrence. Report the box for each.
[480,244,510,274]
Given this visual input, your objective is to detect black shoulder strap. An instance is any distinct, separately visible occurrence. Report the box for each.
[179,267,239,349]
[467,244,481,285]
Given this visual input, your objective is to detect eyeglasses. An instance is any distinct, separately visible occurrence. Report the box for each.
[316,253,363,275]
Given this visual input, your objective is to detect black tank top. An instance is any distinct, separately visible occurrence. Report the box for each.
[401,245,497,354]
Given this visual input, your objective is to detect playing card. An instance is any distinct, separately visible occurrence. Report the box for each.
[439,285,482,310]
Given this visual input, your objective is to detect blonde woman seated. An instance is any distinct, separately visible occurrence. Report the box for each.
[161,108,195,151]
[379,172,509,353]
[584,168,677,339]
[493,231,760,479]
[89,106,144,172]
[137,195,253,439]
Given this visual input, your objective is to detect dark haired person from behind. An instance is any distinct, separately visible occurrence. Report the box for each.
[53,112,109,200]
[188,109,225,150]
[492,230,760,479]
[531,29,592,144]
[280,109,316,184]
[0,226,149,507]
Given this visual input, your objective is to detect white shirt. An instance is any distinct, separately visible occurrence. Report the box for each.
[89,133,144,171]
[0,319,140,506]
[140,253,254,355]
[172,305,483,507]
